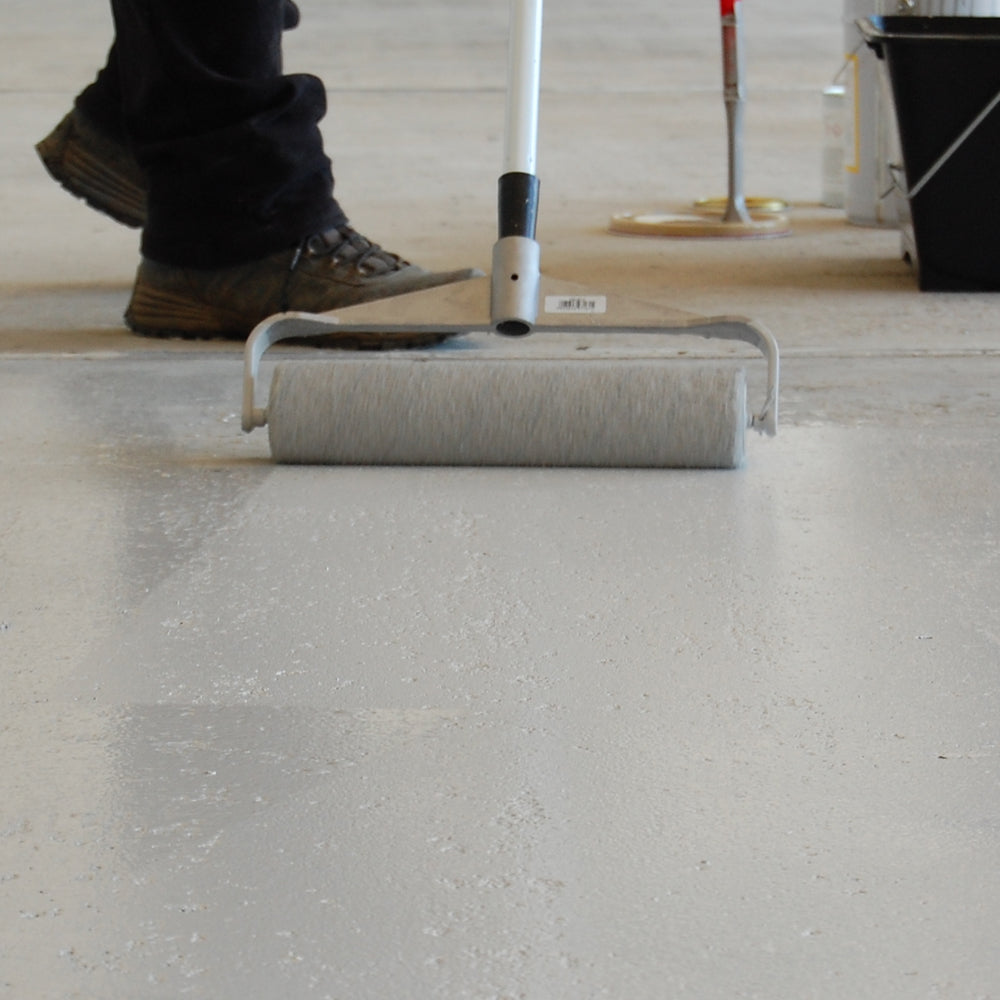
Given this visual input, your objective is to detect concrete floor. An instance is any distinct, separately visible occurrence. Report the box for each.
[3,1,999,998]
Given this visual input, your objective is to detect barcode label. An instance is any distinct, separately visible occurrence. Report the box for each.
[544,295,607,315]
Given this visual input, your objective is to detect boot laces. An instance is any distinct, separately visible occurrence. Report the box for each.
[303,227,408,276]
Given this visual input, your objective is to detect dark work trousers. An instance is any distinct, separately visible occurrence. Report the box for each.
[75,0,346,268]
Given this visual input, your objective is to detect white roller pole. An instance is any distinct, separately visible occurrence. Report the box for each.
[504,0,542,176]
[491,0,544,335]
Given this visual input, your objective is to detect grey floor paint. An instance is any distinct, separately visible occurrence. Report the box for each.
[2,1,998,997]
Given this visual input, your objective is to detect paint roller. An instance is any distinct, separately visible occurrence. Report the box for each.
[241,302,778,468]
[240,0,780,469]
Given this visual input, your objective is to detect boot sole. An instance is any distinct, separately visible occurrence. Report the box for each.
[126,284,457,348]
[130,321,457,350]
[36,113,147,229]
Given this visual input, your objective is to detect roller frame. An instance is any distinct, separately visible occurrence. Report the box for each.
[242,0,780,454]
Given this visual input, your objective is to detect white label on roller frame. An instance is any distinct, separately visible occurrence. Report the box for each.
[544,295,607,315]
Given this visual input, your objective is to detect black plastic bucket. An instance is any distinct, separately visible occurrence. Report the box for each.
[862,16,1000,291]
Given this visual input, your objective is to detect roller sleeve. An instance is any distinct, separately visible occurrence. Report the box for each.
[265,359,748,469]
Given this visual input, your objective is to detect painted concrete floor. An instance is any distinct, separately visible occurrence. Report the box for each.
[2,1,999,998]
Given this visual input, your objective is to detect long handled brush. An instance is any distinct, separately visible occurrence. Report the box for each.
[610,0,790,238]
[241,0,779,468]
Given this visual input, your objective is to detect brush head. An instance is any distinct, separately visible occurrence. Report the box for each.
[265,357,748,468]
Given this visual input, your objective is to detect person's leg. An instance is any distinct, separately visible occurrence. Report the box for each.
[74,45,128,143]
[109,0,343,268]
[38,0,479,343]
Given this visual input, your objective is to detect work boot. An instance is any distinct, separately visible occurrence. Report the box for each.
[125,227,483,347]
[35,108,146,228]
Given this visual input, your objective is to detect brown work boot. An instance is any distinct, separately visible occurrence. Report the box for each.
[124,227,483,346]
[35,109,147,228]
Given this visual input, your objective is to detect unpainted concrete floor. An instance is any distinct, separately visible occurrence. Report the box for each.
[2,1,999,998]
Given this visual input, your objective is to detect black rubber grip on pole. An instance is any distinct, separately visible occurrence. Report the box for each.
[498,172,540,239]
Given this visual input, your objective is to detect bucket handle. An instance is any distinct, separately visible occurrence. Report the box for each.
[906,88,1000,200]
